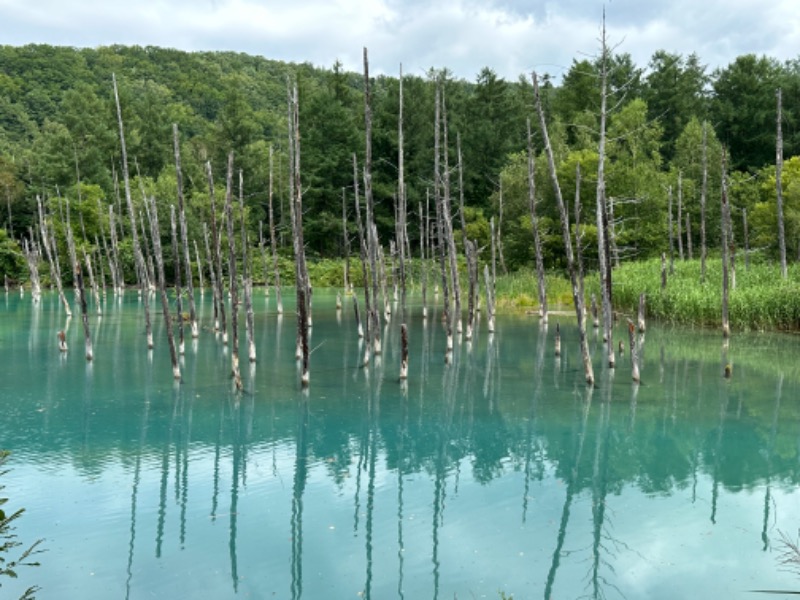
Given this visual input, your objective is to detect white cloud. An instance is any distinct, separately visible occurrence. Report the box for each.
[0,0,797,82]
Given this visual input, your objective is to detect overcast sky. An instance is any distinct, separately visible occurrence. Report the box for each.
[1,0,798,82]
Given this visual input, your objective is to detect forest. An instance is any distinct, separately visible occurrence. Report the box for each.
[0,42,799,284]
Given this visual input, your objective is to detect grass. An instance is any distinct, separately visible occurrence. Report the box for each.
[488,257,800,332]
[606,257,800,331]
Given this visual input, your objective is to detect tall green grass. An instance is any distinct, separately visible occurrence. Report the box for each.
[606,257,800,331]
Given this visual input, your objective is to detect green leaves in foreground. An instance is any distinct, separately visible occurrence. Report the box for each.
[0,451,44,600]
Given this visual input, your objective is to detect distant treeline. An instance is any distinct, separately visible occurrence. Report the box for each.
[1,44,799,281]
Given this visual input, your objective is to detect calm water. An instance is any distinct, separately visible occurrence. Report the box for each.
[2,289,800,599]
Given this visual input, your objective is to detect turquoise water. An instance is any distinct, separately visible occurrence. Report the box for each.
[2,289,800,599]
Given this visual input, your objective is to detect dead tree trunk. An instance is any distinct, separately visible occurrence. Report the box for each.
[668,185,675,275]
[74,261,92,361]
[677,171,684,260]
[354,154,372,365]
[686,213,693,260]
[342,188,350,295]
[574,164,586,316]
[173,124,198,338]
[700,121,709,283]
[83,249,101,315]
[203,224,219,331]
[420,199,428,320]
[113,73,151,347]
[487,216,496,334]
[289,83,310,387]
[743,208,750,270]
[36,196,71,316]
[146,194,180,379]
[436,162,453,356]
[108,206,124,293]
[224,154,243,391]
[527,118,548,323]
[628,320,640,383]
[22,238,41,301]
[776,88,788,279]
[464,239,477,340]
[533,71,594,386]
[637,293,646,333]
[206,161,227,343]
[400,322,409,381]
[439,86,461,338]
[721,153,731,339]
[169,206,185,355]
[497,181,508,277]
[397,63,408,327]
[268,145,283,314]
[483,265,494,336]
[595,22,614,369]
[363,49,381,356]
[194,240,204,289]
[239,170,256,364]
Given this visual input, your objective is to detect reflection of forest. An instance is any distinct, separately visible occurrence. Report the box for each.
[5,306,800,597]
[10,329,800,497]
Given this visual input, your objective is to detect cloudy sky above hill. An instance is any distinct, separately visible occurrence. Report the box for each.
[1,0,798,81]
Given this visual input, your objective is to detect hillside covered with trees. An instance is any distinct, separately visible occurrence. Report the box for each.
[1,43,799,283]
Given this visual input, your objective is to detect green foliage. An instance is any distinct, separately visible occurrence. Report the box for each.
[3,43,800,315]
[711,54,785,171]
[611,257,800,330]
[0,229,24,283]
[0,451,44,600]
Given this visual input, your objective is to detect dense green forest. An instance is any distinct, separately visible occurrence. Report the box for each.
[1,43,799,283]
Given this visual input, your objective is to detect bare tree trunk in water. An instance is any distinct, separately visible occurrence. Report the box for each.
[700,121,709,283]
[363,48,381,357]
[289,82,310,386]
[527,119,547,323]
[239,170,256,364]
[206,161,227,343]
[224,154,243,391]
[668,185,674,275]
[173,124,198,338]
[146,194,180,379]
[113,73,151,348]
[353,155,371,365]
[268,145,283,313]
[440,84,461,335]
[74,262,92,361]
[721,153,731,339]
[677,171,684,260]
[776,88,788,279]
[533,71,594,386]
[169,206,185,355]
[595,17,614,369]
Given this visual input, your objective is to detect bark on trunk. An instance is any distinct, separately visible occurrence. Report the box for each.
[173,124,198,338]
[363,49,381,357]
[700,121,709,283]
[776,88,788,279]
[74,261,93,361]
[206,161,227,343]
[146,194,180,379]
[268,145,283,314]
[721,154,731,339]
[169,206,185,355]
[289,82,310,386]
[527,119,548,323]
[224,154,243,391]
[533,72,594,385]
